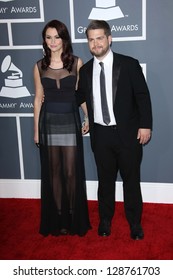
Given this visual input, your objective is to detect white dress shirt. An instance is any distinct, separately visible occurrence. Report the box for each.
[93,50,116,126]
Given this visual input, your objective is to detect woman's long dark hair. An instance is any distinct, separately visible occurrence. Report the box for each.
[41,19,74,72]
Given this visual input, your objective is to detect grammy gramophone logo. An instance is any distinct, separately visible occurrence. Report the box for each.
[88,0,124,21]
[0,55,30,98]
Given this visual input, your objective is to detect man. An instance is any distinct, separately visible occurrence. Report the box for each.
[77,20,152,240]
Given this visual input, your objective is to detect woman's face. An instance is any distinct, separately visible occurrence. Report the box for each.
[45,27,63,53]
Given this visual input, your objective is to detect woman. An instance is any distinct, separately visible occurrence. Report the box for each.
[34,19,91,236]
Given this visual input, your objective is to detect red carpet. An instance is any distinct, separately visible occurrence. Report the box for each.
[0,198,173,260]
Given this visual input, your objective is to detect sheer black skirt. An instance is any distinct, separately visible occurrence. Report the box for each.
[38,102,91,236]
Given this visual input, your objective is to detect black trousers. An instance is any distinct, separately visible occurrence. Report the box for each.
[93,123,143,226]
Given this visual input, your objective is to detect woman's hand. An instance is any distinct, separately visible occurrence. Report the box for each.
[82,116,89,135]
[34,131,40,147]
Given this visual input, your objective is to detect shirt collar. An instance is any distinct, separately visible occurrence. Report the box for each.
[94,49,113,67]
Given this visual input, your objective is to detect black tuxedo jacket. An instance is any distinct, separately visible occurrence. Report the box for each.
[77,52,153,150]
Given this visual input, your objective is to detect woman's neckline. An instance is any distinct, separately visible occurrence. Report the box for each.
[48,66,63,70]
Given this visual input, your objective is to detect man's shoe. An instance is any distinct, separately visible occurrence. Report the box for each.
[60,228,68,235]
[130,224,144,240]
[98,219,111,236]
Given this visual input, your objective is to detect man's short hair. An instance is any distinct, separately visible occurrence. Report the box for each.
[86,20,111,38]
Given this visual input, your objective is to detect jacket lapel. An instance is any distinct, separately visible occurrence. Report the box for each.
[86,59,94,109]
[112,53,121,103]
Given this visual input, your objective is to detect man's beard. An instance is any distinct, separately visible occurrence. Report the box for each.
[90,45,110,58]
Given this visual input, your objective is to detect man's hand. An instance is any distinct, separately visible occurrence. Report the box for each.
[137,128,152,145]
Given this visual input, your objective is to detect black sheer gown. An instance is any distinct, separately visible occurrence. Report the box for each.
[37,56,91,236]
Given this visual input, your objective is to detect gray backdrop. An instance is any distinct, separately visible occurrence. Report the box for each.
[0,0,173,186]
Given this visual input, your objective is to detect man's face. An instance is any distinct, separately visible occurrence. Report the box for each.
[87,29,112,59]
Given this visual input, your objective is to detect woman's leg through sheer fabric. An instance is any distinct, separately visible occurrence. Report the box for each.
[48,146,77,215]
